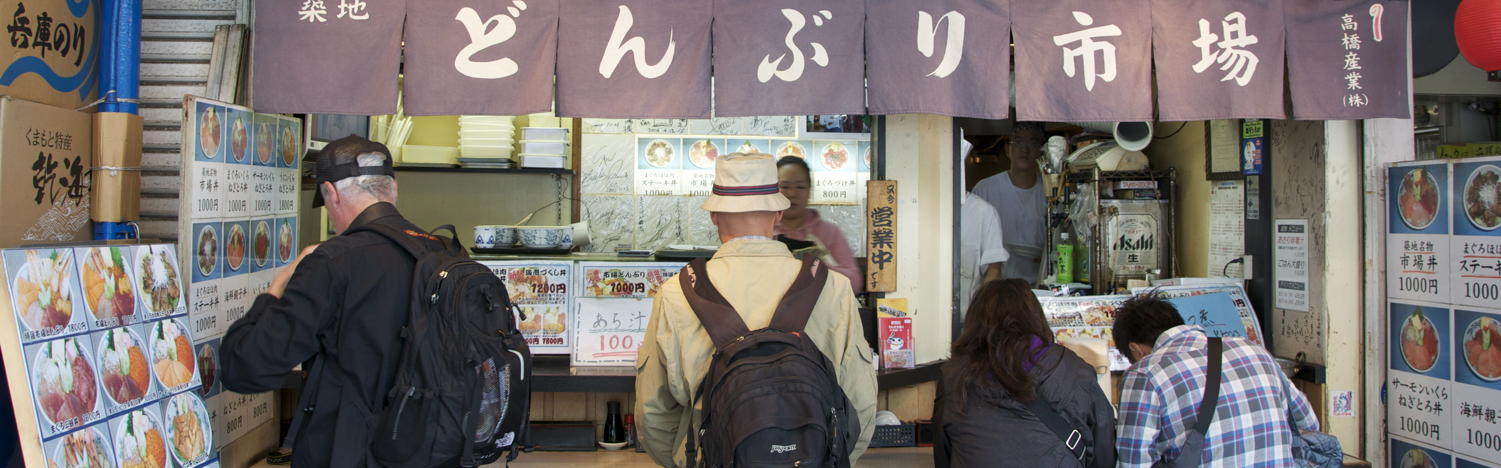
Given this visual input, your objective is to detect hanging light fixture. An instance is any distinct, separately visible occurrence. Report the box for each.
[1456,0,1501,71]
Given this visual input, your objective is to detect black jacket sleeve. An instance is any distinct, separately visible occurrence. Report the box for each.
[220,250,341,393]
[1086,371,1118,468]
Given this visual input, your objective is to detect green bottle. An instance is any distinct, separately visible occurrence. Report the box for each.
[1057,232,1075,284]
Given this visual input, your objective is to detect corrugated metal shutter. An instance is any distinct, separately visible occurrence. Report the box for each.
[138,0,244,241]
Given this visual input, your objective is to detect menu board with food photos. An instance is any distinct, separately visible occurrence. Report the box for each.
[179,95,298,458]
[1385,158,1501,465]
[633,132,870,204]
[0,244,220,467]
[572,262,682,366]
[482,261,574,355]
[1037,295,1133,372]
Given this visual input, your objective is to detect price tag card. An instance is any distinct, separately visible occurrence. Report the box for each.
[250,166,276,217]
[190,163,226,219]
[1451,158,1501,309]
[1388,163,1452,303]
[1389,301,1454,450]
[1453,308,1501,462]
[221,165,253,220]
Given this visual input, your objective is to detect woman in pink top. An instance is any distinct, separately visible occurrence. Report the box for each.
[775,156,865,292]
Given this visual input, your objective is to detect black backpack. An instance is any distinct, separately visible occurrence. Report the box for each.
[678,256,860,468]
[354,224,533,467]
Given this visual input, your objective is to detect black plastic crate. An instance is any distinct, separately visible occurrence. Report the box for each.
[869,423,916,448]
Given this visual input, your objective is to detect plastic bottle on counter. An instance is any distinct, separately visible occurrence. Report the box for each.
[1056,232,1075,284]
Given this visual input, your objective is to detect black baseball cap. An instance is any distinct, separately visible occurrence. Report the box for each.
[312,135,396,207]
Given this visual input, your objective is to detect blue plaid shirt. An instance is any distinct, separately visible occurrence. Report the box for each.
[1117,325,1320,467]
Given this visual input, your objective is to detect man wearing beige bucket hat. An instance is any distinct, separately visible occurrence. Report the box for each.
[635,152,877,467]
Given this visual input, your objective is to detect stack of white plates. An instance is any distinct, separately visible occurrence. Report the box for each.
[459,116,516,160]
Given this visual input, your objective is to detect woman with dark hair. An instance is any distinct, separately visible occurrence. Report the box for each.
[934,279,1116,468]
[774,156,864,292]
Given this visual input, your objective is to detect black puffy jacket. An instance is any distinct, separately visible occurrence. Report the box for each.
[934,346,1117,468]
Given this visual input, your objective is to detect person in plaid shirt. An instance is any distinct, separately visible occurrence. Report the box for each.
[1112,293,1320,467]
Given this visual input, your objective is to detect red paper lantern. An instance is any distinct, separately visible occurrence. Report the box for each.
[1458,0,1501,71]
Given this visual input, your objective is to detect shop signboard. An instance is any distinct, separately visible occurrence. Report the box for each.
[1388,162,1452,304]
[1450,157,1501,310]
[402,0,559,116]
[251,0,403,115]
[866,181,898,292]
[1012,0,1153,122]
[572,262,681,366]
[1149,0,1286,121]
[711,0,866,117]
[0,244,219,467]
[483,260,574,355]
[864,0,1011,119]
[178,96,298,456]
[1274,219,1309,312]
[556,0,712,119]
[1285,0,1409,120]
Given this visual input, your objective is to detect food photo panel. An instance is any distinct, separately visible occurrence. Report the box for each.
[5,248,90,342]
[191,222,222,285]
[1451,158,1501,310]
[25,335,106,437]
[74,246,141,329]
[221,220,251,278]
[194,101,225,163]
[111,404,169,468]
[1387,162,1451,304]
[1452,308,1501,461]
[162,391,214,467]
[94,325,156,414]
[43,422,115,468]
[135,244,186,319]
[148,317,201,396]
[253,114,278,168]
[249,218,275,273]
[1388,301,1453,450]
[275,217,297,268]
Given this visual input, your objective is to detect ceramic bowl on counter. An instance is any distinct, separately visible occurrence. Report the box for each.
[518,226,572,249]
[495,226,518,246]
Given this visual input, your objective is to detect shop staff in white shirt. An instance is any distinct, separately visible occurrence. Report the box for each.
[958,135,1008,316]
[972,122,1047,286]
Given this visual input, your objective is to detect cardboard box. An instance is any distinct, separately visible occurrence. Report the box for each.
[0,96,92,247]
[0,0,99,109]
[91,112,142,222]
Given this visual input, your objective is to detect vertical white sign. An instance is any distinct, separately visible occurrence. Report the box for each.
[1274,219,1309,311]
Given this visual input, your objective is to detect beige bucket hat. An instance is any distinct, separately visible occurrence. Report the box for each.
[699,152,792,213]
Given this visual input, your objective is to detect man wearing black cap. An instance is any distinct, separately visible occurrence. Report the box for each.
[221,135,422,468]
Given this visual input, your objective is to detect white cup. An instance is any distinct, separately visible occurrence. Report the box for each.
[474,225,498,248]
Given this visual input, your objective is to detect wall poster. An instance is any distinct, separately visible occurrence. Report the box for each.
[1274,219,1310,311]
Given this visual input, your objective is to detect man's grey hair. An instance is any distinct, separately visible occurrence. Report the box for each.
[324,153,396,203]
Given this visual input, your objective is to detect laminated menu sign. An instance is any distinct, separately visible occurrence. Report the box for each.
[1274,219,1310,312]
[809,141,860,205]
[1452,308,1501,461]
[1037,295,1132,371]
[484,261,574,354]
[682,138,721,197]
[0,244,218,467]
[572,262,682,366]
[637,137,685,196]
[1389,301,1453,450]
[1388,162,1451,303]
[1450,157,1501,310]
[178,95,298,459]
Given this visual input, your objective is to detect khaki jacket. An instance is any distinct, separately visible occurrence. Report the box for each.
[634,239,878,467]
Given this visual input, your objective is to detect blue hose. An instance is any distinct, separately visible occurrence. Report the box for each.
[98,0,139,114]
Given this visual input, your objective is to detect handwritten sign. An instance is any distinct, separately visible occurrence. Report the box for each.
[1165,292,1249,339]
[1137,284,1265,346]
[866,180,897,292]
[572,262,680,366]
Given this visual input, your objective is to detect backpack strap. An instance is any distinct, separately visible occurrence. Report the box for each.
[1175,337,1224,468]
[768,256,829,333]
[345,222,465,259]
[678,258,752,349]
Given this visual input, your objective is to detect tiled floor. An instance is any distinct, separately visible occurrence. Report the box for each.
[490,447,934,467]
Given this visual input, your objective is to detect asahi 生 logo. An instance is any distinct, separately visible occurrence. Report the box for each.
[770,444,798,454]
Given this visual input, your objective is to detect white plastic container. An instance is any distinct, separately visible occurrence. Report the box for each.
[401,145,459,165]
[520,154,568,169]
[522,127,569,141]
[519,140,568,156]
